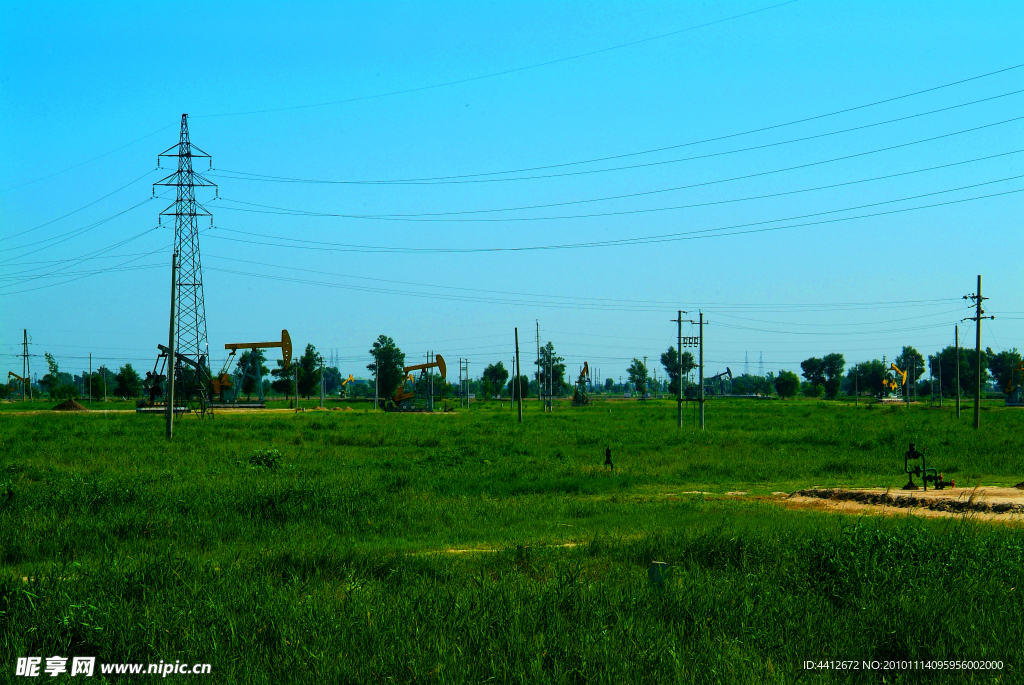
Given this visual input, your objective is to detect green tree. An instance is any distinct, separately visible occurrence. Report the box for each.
[660,346,697,395]
[323,366,342,395]
[40,352,61,395]
[296,344,323,399]
[482,362,509,398]
[774,370,800,399]
[987,347,1022,391]
[416,371,450,400]
[114,363,142,398]
[269,359,295,397]
[235,349,269,399]
[627,359,648,397]
[821,353,845,399]
[367,335,406,401]
[85,366,113,400]
[927,346,989,397]
[845,360,888,396]
[507,374,530,400]
[536,342,567,395]
[802,381,824,398]
[603,378,614,391]
[800,358,825,387]
[895,346,925,385]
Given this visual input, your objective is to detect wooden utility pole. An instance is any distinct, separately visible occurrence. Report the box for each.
[955,325,961,418]
[166,253,177,439]
[854,364,858,406]
[515,328,523,423]
[938,357,942,408]
[677,311,684,427]
[294,360,299,413]
[963,275,993,429]
[88,353,92,404]
[22,330,31,401]
[536,321,541,404]
[319,357,324,408]
[698,311,705,430]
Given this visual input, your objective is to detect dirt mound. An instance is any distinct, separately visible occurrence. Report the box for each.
[792,488,1024,515]
[52,399,87,412]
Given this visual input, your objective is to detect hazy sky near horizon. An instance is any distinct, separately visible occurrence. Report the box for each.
[1,1,1021,384]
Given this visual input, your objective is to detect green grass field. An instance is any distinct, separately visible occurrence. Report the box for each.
[1,398,1022,683]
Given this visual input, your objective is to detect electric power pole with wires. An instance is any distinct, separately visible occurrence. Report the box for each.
[963,274,994,430]
[153,114,218,417]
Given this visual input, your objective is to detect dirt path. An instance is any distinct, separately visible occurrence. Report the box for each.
[780,486,1024,522]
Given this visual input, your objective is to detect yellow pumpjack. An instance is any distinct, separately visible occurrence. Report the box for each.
[215,330,292,402]
[7,371,29,399]
[390,354,446,411]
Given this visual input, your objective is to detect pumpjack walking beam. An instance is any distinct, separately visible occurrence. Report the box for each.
[217,330,292,402]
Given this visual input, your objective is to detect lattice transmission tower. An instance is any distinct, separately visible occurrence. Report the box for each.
[154,114,217,412]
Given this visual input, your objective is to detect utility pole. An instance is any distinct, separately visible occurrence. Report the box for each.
[699,311,705,430]
[955,325,961,418]
[963,275,993,429]
[166,253,177,439]
[374,361,379,411]
[536,321,541,404]
[675,311,684,426]
[319,356,324,408]
[854,364,858,406]
[21,330,30,401]
[294,359,298,413]
[88,353,92,404]
[938,357,942,408]
[515,328,523,423]
[548,350,553,411]
[103,366,107,403]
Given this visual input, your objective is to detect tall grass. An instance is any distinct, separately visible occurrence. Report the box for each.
[1,399,1021,682]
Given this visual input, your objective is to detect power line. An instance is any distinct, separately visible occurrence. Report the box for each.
[0,125,174,194]
[209,89,1024,188]
[0,170,158,242]
[192,1,801,119]
[209,66,1024,182]
[0,197,157,260]
[214,146,1024,223]
[0,234,164,295]
[203,180,1024,254]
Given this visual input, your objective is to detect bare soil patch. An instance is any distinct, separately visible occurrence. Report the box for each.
[784,487,1024,521]
[52,400,87,411]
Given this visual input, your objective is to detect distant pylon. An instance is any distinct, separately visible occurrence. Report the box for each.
[154,114,217,411]
[758,352,764,376]
[744,352,749,376]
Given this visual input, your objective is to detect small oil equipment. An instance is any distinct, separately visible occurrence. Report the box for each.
[903,442,954,491]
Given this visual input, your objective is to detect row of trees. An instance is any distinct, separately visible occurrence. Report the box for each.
[18,339,1019,404]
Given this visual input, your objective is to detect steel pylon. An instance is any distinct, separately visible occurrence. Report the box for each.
[154,114,218,415]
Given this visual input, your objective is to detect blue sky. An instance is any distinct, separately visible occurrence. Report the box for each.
[1,0,1021,385]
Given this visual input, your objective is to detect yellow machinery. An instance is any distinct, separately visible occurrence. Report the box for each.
[883,362,907,394]
[341,374,354,398]
[215,330,292,403]
[572,362,590,406]
[7,371,28,399]
[390,354,446,411]
[1007,363,1024,407]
